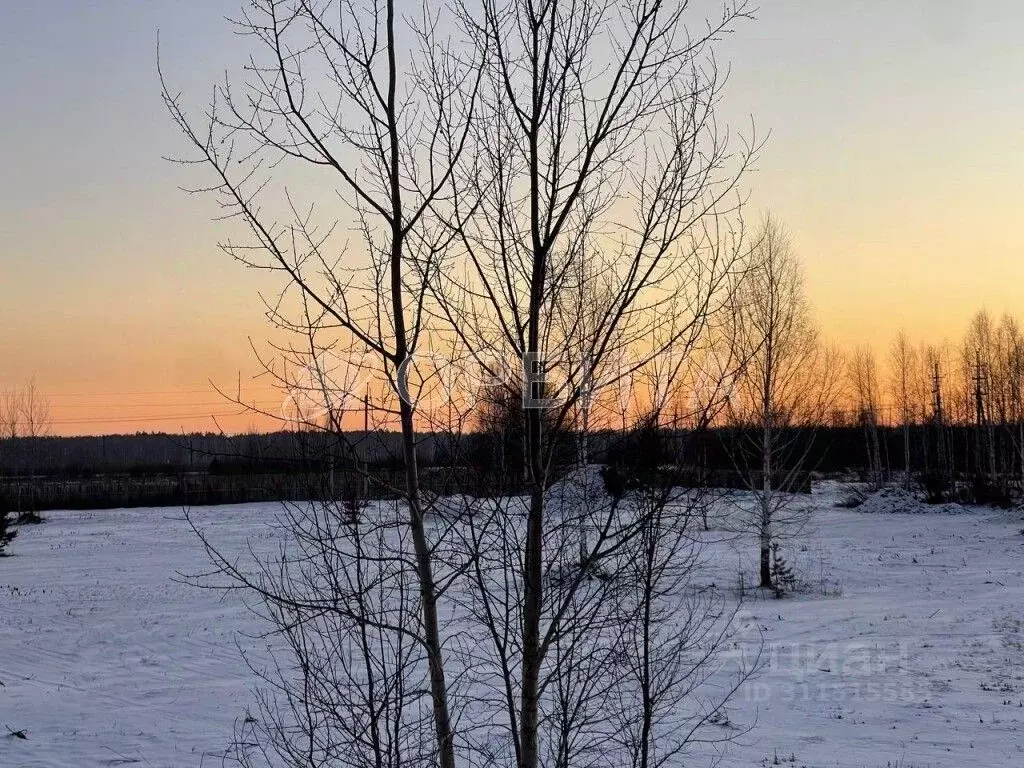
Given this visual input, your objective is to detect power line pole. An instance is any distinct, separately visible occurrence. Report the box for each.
[973,349,987,481]
[932,360,949,499]
[985,361,997,484]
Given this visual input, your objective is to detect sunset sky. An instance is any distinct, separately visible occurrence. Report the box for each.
[1,1,1022,435]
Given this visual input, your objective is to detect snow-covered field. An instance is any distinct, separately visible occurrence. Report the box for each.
[2,486,1023,767]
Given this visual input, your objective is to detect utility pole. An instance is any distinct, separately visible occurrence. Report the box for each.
[932,360,949,500]
[1013,343,1024,485]
[985,361,998,485]
[973,349,986,481]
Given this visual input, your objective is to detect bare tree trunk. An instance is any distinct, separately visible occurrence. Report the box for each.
[904,420,912,488]
[520,217,547,768]
[760,419,773,589]
[519,481,544,768]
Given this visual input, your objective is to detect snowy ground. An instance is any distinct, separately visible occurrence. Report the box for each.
[2,486,1023,767]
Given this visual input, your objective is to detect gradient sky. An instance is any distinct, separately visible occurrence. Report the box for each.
[1,1,1022,435]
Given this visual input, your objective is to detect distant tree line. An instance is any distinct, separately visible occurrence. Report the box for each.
[2,417,1020,495]
[0,379,50,439]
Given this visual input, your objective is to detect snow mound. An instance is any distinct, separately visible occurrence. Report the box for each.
[544,465,612,517]
[855,486,968,515]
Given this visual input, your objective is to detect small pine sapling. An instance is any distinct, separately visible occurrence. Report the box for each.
[770,542,796,598]
[340,478,365,525]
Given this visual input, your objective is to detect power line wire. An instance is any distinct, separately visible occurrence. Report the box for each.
[43,388,280,399]
[48,411,274,426]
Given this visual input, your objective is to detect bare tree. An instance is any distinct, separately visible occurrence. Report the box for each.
[959,311,1024,495]
[167,1,758,766]
[0,388,19,440]
[727,215,841,590]
[890,332,917,487]
[961,311,998,483]
[432,2,758,764]
[162,1,485,764]
[996,314,1024,483]
[0,379,51,439]
[850,346,884,488]
[922,341,955,496]
[19,379,51,438]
